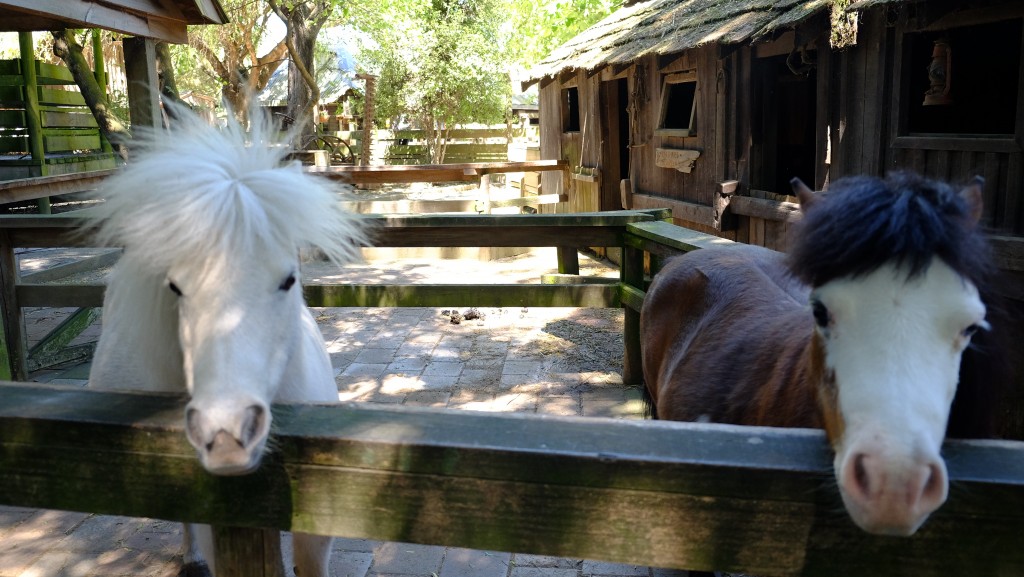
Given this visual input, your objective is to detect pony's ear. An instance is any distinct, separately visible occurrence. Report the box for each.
[791,177,818,211]
[960,176,984,227]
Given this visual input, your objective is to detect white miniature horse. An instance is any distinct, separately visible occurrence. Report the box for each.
[86,108,366,576]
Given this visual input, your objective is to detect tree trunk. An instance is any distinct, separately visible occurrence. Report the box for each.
[286,7,320,144]
[155,41,186,124]
[51,30,129,161]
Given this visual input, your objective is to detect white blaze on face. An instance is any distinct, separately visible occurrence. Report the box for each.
[811,259,986,535]
[169,254,305,475]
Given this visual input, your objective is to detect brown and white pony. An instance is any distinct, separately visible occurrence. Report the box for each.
[641,172,1000,536]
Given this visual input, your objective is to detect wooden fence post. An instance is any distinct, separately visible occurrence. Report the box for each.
[123,37,161,130]
[621,242,644,386]
[213,526,285,577]
[0,230,24,380]
[18,32,50,214]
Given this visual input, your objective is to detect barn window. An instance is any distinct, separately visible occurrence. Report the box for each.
[657,71,697,137]
[562,86,581,132]
[901,19,1021,136]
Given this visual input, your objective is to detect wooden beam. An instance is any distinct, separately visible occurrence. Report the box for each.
[0,169,115,204]
[628,193,719,229]
[0,1,188,43]
[123,37,161,130]
[626,221,732,253]
[728,195,803,223]
[308,160,569,185]
[0,210,671,248]
[0,383,1022,576]
[17,283,622,309]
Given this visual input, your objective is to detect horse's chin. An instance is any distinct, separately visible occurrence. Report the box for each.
[841,497,930,537]
[202,459,263,476]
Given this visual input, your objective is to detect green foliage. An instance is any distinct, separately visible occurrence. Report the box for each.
[164,0,622,146]
[355,0,511,144]
[505,0,623,67]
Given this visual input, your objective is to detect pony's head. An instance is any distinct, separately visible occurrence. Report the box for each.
[788,172,991,535]
[90,108,366,475]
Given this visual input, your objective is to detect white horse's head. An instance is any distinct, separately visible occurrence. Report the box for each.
[91,109,365,475]
[791,174,992,535]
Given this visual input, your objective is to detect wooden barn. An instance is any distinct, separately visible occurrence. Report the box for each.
[524,0,1024,436]
[523,0,1024,249]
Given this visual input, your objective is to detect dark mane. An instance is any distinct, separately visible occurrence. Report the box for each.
[787,172,993,289]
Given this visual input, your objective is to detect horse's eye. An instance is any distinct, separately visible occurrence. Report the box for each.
[962,322,989,339]
[279,274,297,292]
[168,281,183,297]
[811,300,830,328]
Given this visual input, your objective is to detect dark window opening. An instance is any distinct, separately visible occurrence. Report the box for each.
[751,54,817,194]
[656,71,697,136]
[663,81,697,130]
[904,19,1021,136]
[562,87,580,132]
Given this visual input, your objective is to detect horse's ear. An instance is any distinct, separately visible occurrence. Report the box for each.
[960,176,984,227]
[791,177,818,211]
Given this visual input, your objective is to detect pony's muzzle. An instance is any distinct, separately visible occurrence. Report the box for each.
[185,403,270,475]
[838,449,948,536]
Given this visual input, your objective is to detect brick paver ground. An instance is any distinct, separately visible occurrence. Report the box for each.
[1,248,689,577]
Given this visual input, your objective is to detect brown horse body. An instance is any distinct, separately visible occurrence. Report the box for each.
[642,244,823,429]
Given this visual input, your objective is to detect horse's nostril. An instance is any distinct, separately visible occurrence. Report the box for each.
[852,453,872,498]
[185,407,203,446]
[241,404,266,447]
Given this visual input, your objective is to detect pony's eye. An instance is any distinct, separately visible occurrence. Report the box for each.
[811,300,830,328]
[168,281,183,297]
[279,274,297,292]
[962,322,989,339]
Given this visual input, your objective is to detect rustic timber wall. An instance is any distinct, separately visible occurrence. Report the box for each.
[535,3,1024,246]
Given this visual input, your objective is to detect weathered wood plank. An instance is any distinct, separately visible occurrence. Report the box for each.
[728,195,802,223]
[308,160,569,185]
[0,169,114,204]
[26,307,99,361]
[626,221,733,253]
[213,526,285,577]
[16,283,620,309]
[42,130,101,153]
[304,284,619,308]
[0,384,1022,577]
[0,210,670,249]
[628,192,718,229]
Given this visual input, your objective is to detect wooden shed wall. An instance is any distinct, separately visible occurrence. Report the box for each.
[537,2,1024,242]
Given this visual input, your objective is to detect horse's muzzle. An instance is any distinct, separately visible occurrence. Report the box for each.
[185,403,269,475]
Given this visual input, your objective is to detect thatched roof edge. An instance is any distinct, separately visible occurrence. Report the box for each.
[524,0,833,85]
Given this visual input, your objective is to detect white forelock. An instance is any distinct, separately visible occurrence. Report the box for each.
[86,107,367,272]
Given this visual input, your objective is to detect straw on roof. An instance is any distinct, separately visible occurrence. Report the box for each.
[524,0,832,84]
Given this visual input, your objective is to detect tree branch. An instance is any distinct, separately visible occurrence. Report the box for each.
[51,30,129,161]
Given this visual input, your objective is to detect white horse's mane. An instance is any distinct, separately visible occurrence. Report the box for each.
[87,108,367,270]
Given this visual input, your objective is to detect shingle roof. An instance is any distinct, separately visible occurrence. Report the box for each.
[524,0,831,85]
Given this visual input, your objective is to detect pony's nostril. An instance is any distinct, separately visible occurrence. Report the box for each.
[241,404,266,447]
[852,453,872,498]
[919,463,948,508]
[185,407,202,446]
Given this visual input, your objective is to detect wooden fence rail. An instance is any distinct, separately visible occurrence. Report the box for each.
[0,209,666,381]
[1,212,1023,576]
[0,383,1022,577]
